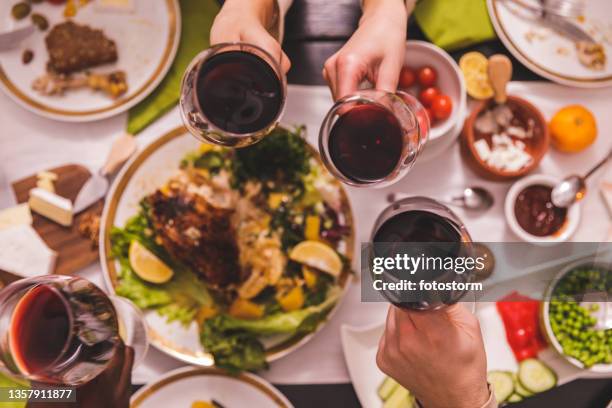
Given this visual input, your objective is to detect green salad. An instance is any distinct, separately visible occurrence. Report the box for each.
[110,127,351,372]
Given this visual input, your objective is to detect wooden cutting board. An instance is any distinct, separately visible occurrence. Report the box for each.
[8,164,104,276]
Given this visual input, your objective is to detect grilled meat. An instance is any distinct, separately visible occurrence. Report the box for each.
[45,21,118,74]
[146,188,243,288]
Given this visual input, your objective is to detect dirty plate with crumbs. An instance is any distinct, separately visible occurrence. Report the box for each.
[0,0,180,121]
[487,0,612,88]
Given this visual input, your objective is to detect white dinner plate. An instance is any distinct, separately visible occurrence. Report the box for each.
[131,366,293,408]
[487,0,612,88]
[0,0,181,122]
[99,126,355,368]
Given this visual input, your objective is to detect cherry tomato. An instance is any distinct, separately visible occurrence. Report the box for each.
[417,66,437,87]
[418,87,439,107]
[431,94,453,120]
[398,67,416,89]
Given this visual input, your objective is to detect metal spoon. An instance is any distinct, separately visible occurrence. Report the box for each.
[551,149,612,208]
[386,187,495,212]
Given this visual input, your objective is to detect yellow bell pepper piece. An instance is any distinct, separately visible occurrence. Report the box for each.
[277,286,305,312]
[268,193,286,210]
[302,266,318,289]
[229,299,264,320]
[198,143,215,153]
[304,215,321,241]
[191,402,215,408]
[195,305,218,325]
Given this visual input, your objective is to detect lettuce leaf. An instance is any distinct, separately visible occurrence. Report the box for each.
[201,287,340,372]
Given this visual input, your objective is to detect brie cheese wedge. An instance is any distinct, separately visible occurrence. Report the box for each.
[0,225,57,277]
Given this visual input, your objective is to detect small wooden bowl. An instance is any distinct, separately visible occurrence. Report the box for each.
[461,95,549,181]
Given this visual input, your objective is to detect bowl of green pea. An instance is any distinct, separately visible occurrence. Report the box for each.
[542,260,611,373]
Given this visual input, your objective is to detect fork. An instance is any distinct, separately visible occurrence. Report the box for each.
[509,0,585,19]
[541,0,585,19]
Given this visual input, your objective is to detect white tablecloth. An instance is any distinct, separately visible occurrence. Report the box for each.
[0,82,610,385]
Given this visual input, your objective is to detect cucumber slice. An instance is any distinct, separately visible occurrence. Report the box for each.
[487,371,514,403]
[518,359,557,393]
[514,379,534,398]
[508,393,523,403]
[383,387,414,408]
[378,376,400,401]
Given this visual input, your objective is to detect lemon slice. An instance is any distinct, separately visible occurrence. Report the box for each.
[459,52,494,100]
[289,240,343,277]
[129,240,174,284]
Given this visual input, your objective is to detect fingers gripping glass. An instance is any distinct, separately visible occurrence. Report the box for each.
[180,42,287,148]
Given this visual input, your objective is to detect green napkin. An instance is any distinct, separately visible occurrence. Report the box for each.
[126,0,220,135]
[414,0,496,51]
[0,373,28,408]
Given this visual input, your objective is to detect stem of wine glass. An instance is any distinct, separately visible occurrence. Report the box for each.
[109,296,149,368]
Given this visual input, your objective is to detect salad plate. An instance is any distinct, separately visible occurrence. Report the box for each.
[0,0,180,121]
[100,126,355,371]
[131,366,293,408]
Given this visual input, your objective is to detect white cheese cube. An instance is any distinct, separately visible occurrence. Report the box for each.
[474,139,492,161]
[36,178,55,193]
[36,171,58,182]
[506,126,528,139]
[28,188,73,227]
[0,204,32,230]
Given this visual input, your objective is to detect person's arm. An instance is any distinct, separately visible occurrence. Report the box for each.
[210,0,291,73]
[376,304,495,408]
[323,0,410,99]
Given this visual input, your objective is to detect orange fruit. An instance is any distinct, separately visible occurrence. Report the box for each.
[549,105,597,153]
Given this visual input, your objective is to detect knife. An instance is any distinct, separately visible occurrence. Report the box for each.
[542,13,596,44]
[73,134,137,214]
[0,25,36,51]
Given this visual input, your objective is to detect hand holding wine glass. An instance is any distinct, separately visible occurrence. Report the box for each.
[27,342,134,408]
[210,0,291,73]
[376,304,493,408]
[322,0,408,100]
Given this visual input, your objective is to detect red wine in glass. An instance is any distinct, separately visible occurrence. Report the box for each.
[373,210,462,244]
[328,104,403,182]
[9,284,72,376]
[0,276,147,385]
[195,50,283,135]
[319,90,428,187]
[370,197,472,310]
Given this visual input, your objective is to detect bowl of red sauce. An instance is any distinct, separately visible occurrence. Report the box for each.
[505,174,581,243]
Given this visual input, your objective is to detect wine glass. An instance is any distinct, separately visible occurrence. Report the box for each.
[180,42,287,148]
[0,275,148,385]
[369,197,475,310]
[319,90,429,188]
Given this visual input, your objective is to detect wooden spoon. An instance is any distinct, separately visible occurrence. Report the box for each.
[488,54,513,104]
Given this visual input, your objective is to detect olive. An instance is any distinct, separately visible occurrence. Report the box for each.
[11,2,31,20]
[22,49,34,65]
[31,13,49,31]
